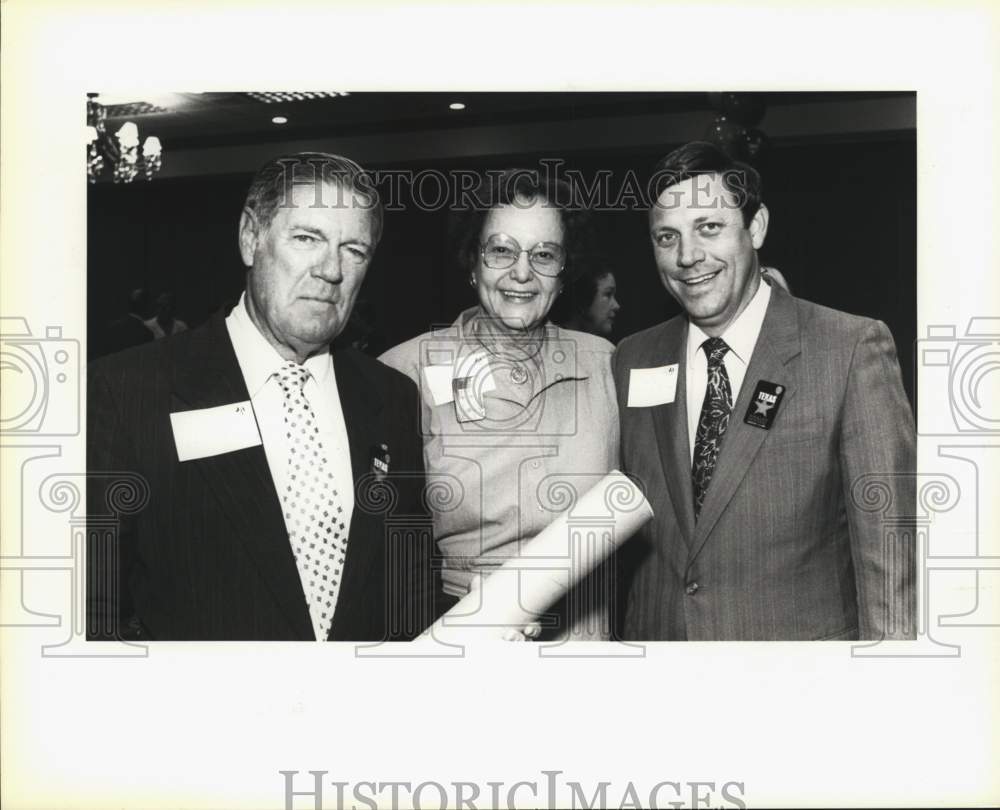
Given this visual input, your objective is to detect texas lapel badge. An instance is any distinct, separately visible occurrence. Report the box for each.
[744,380,785,430]
[370,443,391,480]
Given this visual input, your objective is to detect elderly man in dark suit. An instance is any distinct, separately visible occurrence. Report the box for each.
[87,152,434,641]
[613,142,915,641]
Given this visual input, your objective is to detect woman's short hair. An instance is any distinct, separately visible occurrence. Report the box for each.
[242,151,383,244]
[451,168,589,285]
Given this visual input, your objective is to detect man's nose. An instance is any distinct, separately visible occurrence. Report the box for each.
[314,249,344,283]
[610,297,621,313]
[508,252,533,283]
[676,237,704,268]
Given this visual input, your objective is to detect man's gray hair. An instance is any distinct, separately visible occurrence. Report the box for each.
[242,151,383,243]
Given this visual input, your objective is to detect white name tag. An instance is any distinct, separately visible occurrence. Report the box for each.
[170,401,262,461]
[627,364,678,407]
[423,365,456,406]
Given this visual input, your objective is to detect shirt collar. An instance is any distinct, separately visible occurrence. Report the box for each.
[453,306,573,377]
[686,277,772,367]
[226,292,333,397]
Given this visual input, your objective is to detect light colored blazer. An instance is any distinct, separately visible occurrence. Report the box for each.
[613,285,916,640]
[380,307,619,639]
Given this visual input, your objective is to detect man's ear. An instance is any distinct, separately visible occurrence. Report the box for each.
[238,208,259,268]
[749,203,769,250]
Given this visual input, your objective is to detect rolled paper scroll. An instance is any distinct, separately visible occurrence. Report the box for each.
[418,470,653,641]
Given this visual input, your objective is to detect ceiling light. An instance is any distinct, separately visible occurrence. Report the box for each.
[247,91,343,103]
[272,116,288,124]
[449,102,466,111]
[86,93,163,183]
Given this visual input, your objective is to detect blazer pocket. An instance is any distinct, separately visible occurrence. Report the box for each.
[766,417,826,447]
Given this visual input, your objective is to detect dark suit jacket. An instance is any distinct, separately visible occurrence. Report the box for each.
[613,285,916,640]
[87,309,436,641]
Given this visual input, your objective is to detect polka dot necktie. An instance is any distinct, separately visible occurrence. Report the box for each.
[692,337,733,520]
[275,361,347,641]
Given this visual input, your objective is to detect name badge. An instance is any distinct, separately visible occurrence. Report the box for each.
[170,401,261,461]
[627,364,678,407]
[422,365,456,406]
[370,443,391,479]
[744,380,786,430]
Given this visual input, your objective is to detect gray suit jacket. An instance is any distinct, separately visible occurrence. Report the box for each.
[613,285,916,640]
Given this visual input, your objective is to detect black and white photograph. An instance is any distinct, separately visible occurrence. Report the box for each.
[83,90,917,645]
[2,2,997,809]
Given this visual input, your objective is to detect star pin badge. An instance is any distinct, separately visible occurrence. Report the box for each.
[744,380,786,430]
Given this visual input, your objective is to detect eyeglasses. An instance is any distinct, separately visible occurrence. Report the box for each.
[480,233,566,277]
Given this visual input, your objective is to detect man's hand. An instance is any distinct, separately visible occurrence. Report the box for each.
[502,622,542,642]
[466,572,543,641]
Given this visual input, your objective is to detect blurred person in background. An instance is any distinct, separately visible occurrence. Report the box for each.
[761,266,790,293]
[551,265,621,340]
[99,287,154,356]
[145,291,189,339]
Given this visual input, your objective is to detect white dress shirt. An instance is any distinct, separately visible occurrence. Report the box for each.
[685,280,771,463]
[225,295,355,622]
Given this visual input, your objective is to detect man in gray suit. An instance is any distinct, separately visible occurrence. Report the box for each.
[613,142,915,640]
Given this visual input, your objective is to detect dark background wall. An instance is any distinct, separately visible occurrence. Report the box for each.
[88,134,915,404]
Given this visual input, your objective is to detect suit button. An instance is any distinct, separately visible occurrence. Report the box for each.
[685,582,699,595]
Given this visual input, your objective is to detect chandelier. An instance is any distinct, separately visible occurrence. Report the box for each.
[86,93,163,183]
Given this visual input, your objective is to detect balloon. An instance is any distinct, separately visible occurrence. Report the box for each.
[720,92,767,127]
[706,115,744,147]
[743,128,771,161]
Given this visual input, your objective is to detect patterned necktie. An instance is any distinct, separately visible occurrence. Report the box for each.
[692,337,733,520]
[275,361,347,641]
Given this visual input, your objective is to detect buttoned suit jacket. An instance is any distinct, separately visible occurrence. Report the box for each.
[87,309,435,641]
[612,284,916,640]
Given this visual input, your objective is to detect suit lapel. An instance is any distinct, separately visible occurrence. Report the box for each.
[327,349,384,639]
[686,287,802,572]
[648,318,696,547]
[170,313,313,639]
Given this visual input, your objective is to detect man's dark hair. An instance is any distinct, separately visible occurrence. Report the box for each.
[451,168,589,285]
[649,141,763,227]
[242,151,383,244]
